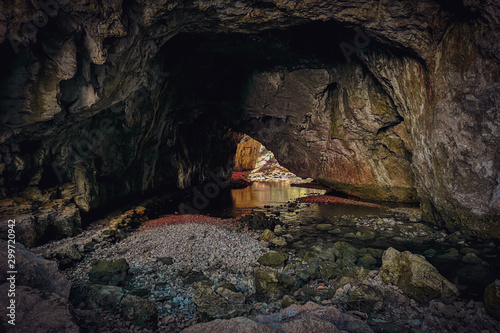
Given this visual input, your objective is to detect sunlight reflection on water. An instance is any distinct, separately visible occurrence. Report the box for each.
[230,181,325,209]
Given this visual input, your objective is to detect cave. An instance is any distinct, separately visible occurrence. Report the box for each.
[0,1,500,332]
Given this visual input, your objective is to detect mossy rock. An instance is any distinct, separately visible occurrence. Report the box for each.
[337,266,370,287]
[281,295,300,308]
[357,231,376,241]
[339,218,356,227]
[357,254,377,269]
[346,285,383,312]
[437,248,460,260]
[70,284,157,329]
[89,259,130,286]
[380,247,459,303]
[260,229,275,241]
[120,294,158,328]
[332,242,358,267]
[319,262,339,280]
[254,269,286,301]
[484,280,500,320]
[316,224,333,231]
[360,247,384,259]
[215,282,239,293]
[270,237,287,247]
[258,252,288,267]
[241,212,278,230]
[462,253,483,265]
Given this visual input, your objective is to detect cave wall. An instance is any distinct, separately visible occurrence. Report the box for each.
[242,65,417,203]
[0,0,499,239]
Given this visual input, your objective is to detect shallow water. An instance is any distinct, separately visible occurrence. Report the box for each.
[209,181,389,219]
[205,181,499,300]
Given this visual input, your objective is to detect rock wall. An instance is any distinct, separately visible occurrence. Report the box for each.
[234,136,262,171]
[0,0,499,238]
[242,66,417,203]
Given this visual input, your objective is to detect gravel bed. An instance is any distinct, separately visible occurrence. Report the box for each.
[66,222,269,323]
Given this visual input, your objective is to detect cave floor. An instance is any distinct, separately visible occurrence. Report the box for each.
[34,181,500,333]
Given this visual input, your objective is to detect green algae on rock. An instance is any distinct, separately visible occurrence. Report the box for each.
[258,252,288,267]
[379,248,459,303]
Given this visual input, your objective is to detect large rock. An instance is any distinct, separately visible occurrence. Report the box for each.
[234,136,262,171]
[181,317,276,333]
[70,284,158,329]
[0,239,70,298]
[484,280,500,320]
[192,281,249,321]
[0,240,78,331]
[379,247,459,303]
[257,252,288,267]
[254,269,289,301]
[0,202,81,247]
[0,285,80,332]
[182,302,372,333]
[88,258,130,286]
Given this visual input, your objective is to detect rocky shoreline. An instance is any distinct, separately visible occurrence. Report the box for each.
[14,194,496,333]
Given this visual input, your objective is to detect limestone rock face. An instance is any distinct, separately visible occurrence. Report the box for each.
[0,285,80,333]
[243,67,416,203]
[379,247,459,303]
[0,1,499,238]
[234,136,261,171]
[0,239,78,331]
[0,239,71,298]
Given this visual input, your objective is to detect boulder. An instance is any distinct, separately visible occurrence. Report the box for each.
[461,253,483,265]
[270,237,287,247]
[88,258,130,286]
[379,247,459,303]
[192,281,249,321]
[254,269,287,301]
[259,229,275,241]
[181,317,276,333]
[258,252,288,267]
[0,202,81,247]
[281,295,300,308]
[0,239,71,298]
[484,280,500,320]
[0,284,79,332]
[254,302,372,333]
[357,254,377,269]
[182,302,372,333]
[216,287,246,304]
[316,224,333,231]
[70,284,158,329]
[241,213,278,230]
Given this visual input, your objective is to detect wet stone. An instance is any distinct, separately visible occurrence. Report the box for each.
[258,252,288,267]
[315,224,333,231]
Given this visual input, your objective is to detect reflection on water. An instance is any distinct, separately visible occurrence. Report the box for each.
[212,181,389,219]
[231,181,324,210]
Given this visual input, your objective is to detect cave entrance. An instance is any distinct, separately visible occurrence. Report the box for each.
[233,134,309,182]
[161,21,418,205]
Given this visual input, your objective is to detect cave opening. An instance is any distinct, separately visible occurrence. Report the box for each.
[160,21,419,206]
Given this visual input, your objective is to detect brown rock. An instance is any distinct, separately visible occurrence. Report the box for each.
[0,284,79,332]
[181,317,276,333]
[0,240,71,298]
